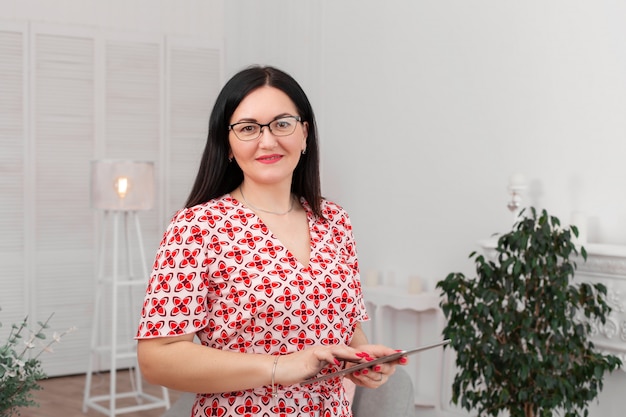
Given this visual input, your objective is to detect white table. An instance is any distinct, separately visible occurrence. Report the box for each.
[361,286,445,409]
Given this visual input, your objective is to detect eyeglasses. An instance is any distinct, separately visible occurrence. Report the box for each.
[228,116,302,141]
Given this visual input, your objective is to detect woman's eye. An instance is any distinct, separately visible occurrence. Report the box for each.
[275,120,291,129]
[239,124,257,133]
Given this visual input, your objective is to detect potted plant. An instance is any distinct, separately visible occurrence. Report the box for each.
[436,207,622,417]
[0,312,76,416]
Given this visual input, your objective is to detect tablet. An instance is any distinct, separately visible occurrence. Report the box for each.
[300,339,450,385]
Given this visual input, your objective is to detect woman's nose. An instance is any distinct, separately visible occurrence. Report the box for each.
[257,127,278,147]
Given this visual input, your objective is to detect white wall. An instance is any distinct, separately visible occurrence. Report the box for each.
[225,0,626,289]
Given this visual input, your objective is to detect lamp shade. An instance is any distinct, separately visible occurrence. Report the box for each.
[91,160,155,211]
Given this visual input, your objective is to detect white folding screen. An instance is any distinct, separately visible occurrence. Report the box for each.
[0,21,221,376]
[0,23,28,350]
[31,25,97,377]
[165,38,222,220]
[103,34,164,266]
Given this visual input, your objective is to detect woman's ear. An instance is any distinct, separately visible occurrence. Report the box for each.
[301,122,309,153]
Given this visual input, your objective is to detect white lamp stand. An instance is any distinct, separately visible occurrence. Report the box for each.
[83,160,170,416]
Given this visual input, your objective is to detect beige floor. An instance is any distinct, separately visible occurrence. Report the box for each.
[28,370,182,417]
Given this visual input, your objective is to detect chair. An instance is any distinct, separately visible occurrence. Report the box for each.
[161,391,194,417]
[351,366,417,417]
[162,367,417,417]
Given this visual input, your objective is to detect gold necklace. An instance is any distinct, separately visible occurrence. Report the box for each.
[239,187,294,216]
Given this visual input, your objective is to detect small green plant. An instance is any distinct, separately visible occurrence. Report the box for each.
[0,312,76,416]
[437,207,622,417]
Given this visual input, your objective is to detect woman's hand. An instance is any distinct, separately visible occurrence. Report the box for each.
[343,344,408,388]
[272,344,366,386]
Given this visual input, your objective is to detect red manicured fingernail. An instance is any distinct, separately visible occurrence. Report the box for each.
[399,357,408,364]
[362,369,369,375]
[356,352,368,358]
[365,356,375,361]
[354,371,361,376]
[373,365,381,372]
[334,358,341,366]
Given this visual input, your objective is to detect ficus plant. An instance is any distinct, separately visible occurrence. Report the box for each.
[436,207,622,417]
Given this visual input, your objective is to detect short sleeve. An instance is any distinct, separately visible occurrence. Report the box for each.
[136,207,213,339]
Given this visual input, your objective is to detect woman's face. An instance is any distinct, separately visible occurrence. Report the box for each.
[228,86,308,188]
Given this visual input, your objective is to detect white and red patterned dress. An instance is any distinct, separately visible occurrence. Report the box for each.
[136,194,368,417]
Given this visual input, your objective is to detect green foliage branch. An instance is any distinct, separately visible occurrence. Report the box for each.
[436,208,622,417]
[0,312,75,416]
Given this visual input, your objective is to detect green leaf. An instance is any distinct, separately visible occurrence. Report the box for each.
[437,206,622,417]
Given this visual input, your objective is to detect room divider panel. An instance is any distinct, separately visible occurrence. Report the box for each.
[0,20,222,380]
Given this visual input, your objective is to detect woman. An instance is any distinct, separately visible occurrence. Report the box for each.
[136,65,405,417]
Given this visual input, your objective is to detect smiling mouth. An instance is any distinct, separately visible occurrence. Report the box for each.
[257,155,282,163]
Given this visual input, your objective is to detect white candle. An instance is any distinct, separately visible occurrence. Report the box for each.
[408,275,422,294]
[363,270,379,287]
[384,270,395,287]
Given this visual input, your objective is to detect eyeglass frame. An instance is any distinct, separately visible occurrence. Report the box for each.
[228,115,303,141]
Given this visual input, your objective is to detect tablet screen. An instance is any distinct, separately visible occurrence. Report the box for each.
[300,339,450,385]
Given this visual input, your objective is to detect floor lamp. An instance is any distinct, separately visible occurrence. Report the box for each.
[83,160,170,416]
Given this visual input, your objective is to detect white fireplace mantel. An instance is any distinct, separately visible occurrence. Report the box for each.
[577,243,626,276]
[478,239,626,371]
[576,243,626,369]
